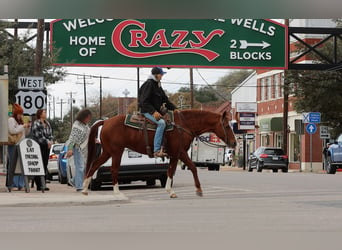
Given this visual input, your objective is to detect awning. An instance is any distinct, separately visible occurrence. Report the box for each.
[259,117,283,132]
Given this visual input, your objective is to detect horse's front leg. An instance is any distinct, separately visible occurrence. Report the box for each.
[179,152,203,197]
[165,157,178,198]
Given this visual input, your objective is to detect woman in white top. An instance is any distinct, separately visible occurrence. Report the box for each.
[7,104,30,190]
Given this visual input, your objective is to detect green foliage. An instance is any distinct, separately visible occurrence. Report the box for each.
[287,27,342,138]
[0,21,65,103]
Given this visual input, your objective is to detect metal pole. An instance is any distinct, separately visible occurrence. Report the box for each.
[310,133,313,172]
[100,76,102,119]
[83,74,87,108]
[137,67,140,111]
[299,134,302,172]
[53,96,55,119]
[190,68,194,109]
[243,133,247,170]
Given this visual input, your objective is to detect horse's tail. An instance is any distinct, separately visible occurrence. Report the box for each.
[86,120,104,175]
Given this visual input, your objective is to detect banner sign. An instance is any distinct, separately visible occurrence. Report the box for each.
[51,19,287,69]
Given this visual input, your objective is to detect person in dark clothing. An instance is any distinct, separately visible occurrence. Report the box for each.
[138,67,177,157]
[31,109,53,191]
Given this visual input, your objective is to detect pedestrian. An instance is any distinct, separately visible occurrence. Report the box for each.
[31,109,53,191]
[66,109,92,191]
[7,104,31,191]
[322,142,331,169]
[138,67,177,158]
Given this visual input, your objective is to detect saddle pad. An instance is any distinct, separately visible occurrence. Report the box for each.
[124,111,174,131]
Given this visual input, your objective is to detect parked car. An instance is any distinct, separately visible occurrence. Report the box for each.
[57,145,68,184]
[58,145,169,190]
[47,143,64,180]
[326,134,342,174]
[225,148,234,166]
[247,147,288,173]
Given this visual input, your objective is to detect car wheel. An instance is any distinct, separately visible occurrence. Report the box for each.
[228,160,232,166]
[326,156,337,174]
[282,167,289,173]
[181,165,186,170]
[90,180,102,191]
[256,161,262,172]
[146,179,156,186]
[58,169,67,184]
[272,169,278,173]
[247,161,253,172]
[159,175,167,188]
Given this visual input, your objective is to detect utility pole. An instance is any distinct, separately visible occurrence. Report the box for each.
[99,76,102,119]
[76,74,93,108]
[34,19,44,76]
[56,99,66,121]
[282,19,290,155]
[189,68,194,109]
[122,89,130,114]
[66,92,77,127]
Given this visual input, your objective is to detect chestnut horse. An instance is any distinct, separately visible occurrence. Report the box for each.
[81,109,236,199]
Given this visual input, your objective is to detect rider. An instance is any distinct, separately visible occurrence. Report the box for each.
[138,67,177,158]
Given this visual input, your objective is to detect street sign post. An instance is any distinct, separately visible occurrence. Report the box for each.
[51,19,287,69]
[305,123,317,172]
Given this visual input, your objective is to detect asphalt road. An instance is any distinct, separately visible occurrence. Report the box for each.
[1,167,342,233]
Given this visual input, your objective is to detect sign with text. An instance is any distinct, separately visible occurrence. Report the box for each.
[320,126,330,139]
[236,102,257,113]
[239,112,256,130]
[51,19,287,69]
[302,112,321,123]
[18,138,45,176]
[18,76,44,90]
[15,90,47,116]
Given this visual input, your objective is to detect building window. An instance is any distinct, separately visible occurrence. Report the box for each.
[280,73,284,97]
[261,134,269,146]
[274,74,279,99]
[275,133,283,148]
[290,133,300,162]
[260,79,265,101]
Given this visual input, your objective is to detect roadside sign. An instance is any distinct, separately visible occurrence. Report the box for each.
[236,102,257,113]
[245,134,255,140]
[306,123,317,134]
[15,90,47,116]
[51,19,287,69]
[18,76,44,90]
[239,112,255,130]
[320,126,330,139]
[302,112,321,123]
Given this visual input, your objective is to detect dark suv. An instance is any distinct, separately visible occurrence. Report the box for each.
[248,147,289,173]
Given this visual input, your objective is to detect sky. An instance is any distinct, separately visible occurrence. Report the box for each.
[46,66,233,119]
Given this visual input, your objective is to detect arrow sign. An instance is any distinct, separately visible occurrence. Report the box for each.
[239,40,271,49]
[306,123,317,135]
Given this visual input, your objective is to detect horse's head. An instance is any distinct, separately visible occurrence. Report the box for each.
[215,111,236,148]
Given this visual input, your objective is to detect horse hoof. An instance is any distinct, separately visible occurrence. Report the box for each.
[196,191,203,197]
[170,193,178,198]
[81,190,88,196]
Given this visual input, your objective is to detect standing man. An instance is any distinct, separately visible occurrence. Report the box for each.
[138,67,177,158]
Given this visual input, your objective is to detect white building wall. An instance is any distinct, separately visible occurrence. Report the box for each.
[231,72,257,109]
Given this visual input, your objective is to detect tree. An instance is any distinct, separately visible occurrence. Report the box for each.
[0,20,65,103]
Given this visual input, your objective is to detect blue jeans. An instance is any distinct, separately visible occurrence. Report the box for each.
[7,145,25,188]
[72,147,85,190]
[143,113,166,152]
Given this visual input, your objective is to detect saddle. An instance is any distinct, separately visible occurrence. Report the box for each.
[124,111,175,158]
[124,111,174,131]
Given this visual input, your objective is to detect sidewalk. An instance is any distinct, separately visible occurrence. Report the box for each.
[0,174,130,207]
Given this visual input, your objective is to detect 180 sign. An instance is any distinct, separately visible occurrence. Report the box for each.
[15,90,47,115]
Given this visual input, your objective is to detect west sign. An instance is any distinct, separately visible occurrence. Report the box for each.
[51,19,288,69]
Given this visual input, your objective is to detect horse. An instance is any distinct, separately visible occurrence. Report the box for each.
[81,109,236,199]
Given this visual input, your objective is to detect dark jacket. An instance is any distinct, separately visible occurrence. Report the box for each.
[138,76,176,114]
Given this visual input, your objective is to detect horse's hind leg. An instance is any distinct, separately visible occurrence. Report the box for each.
[81,151,110,195]
[165,157,178,198]
[179,152,203,197]
[110,149,129,200]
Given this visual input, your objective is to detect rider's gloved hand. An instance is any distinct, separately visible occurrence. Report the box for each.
[153,111,162,120]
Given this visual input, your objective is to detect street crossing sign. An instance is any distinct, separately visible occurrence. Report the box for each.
[302,112,321,123]
[306,123,317,134]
